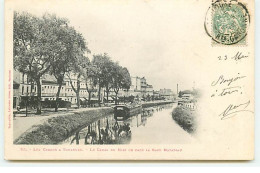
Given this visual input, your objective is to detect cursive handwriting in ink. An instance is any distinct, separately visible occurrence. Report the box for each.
[211,74,246,86]
[218,86,241,96]
[231,51,249,61]
[219,100,253,120]
[217,51,249,62]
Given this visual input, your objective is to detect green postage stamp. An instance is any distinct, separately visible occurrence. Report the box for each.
[205,0,250,45]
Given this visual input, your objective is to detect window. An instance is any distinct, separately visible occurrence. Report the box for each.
[22,86,24,95]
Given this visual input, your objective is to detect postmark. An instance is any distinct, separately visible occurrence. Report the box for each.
[205,0,250,45]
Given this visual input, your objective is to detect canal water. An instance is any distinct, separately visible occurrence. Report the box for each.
[62,103,196,145]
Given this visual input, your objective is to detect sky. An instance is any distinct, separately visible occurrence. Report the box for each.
[14,0,209,93]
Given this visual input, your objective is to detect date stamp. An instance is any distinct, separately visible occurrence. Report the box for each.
[205,0,250,46]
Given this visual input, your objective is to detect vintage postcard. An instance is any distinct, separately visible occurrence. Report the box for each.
[4,0,255,160]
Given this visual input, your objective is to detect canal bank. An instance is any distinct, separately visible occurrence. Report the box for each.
[171,106,197,134]
[14,107,113,144]
[63,103,195,145]
[14,101,174,145]
[141,100,174,108]
[130,103,195,144]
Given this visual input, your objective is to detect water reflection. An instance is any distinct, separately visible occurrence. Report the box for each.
[63,105,170,145]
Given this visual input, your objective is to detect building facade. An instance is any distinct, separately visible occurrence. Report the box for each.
[127,76,154,98]
[14,70,161,107]
[159,88,175,100]
[13,70,102,107]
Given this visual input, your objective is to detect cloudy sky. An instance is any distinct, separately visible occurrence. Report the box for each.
[14,0,210,92]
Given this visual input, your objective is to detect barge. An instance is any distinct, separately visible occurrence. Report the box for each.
[114,104,142,120]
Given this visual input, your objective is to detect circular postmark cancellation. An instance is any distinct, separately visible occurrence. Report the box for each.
[205,0,250,45]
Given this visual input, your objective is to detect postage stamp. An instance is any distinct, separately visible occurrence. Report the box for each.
[205,0,250,46]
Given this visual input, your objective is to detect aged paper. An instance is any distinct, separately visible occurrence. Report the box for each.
[5,0,255,160]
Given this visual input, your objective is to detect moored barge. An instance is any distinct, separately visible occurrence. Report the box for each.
[114,104,142,120]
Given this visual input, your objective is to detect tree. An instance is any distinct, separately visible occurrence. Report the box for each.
[92,54,103,105]
[92,53,113,105]
[50,23,90,111]
[111,63,122,105]
[112,64,131,105]
[82,62,97,106]
[121,67,131,91]
[14,12,69,114]
[101,55,114,103]
[178,91,183,98]
[67,54,90,109]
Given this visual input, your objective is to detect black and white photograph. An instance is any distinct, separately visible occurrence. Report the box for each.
[11,1,203,146]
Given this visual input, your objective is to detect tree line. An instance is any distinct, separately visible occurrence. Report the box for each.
[13,12,131,115]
